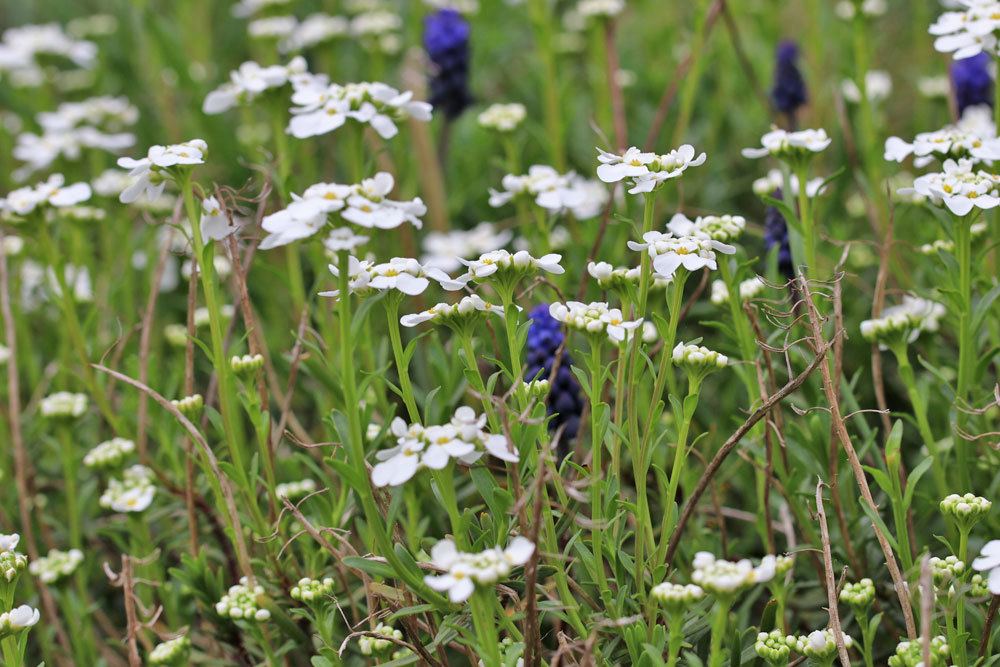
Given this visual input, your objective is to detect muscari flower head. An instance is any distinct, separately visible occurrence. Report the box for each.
[424,9,473,120]
[763,194,794,279]
[771,41,807,117]
[526,304,584,459]
[952,52,994,116]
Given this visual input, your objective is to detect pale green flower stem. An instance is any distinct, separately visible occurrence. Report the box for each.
[887,343,947,500]
[656,373,701,563]
[470,588,502,667]
[952,215,975,491]
[526,0,565,171]
[334,252,447,607]
[852,605,875,667]
[384,294,422,424]
[794,162,818,276]
[432,468,466,550]
[665,610,685,667]
[955,527,971,667]
[457,329,500,431]
[36,220,123,434]
[671,0,712,146]
[585,337,611,593]
[707,596,734,667]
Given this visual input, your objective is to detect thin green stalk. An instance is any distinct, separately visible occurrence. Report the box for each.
[384,296,421,424]
[795,162,818,276]
[655,374,701,563]
[665,612,685,667]
[470,588,502,667]
[890,344,947,499]
[458,331,499,431]
[526,0,565,170]
[587,338,610,593]
[953,215,974,491]
[707,597,733,667]
[433,468,466,550]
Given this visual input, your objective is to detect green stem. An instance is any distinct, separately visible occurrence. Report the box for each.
[470,588,502,667]
[953,215,974,491]
[795,162,817,276]
[526,0,565,170]
[587,339,610,593]
[656,375,701,561]
[891,345,947,499]
[707,597,733,667]
[385,297,421,423]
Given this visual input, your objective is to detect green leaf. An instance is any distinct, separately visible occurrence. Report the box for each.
[342,556,395,579]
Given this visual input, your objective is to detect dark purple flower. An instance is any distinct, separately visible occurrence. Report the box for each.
[771,41,807,117]
[763,189,794,279]
[951,52,993,115]
[525,304,583,459]
[423,9,473,120]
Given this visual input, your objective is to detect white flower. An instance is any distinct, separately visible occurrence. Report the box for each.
[0,605,40,634]
[548,301,643,343]
[490,165,607,219]
[421,222,512,272]
[99,464,157,513]
[117,139,207,204]
[400,294,504,327]
[0,174,92,216]
[577,0,625,18]
[424,537,534,602]
[29,548,84,584]
[280,14,348,52]
[930,2,1000,59]
[752,168,827,198]
[0,535,20,553]
[318,256,373,299]
[199,196,240,241]
[742,128,831,160]
[477,103,526,131]
[884,121,1000,167]
[323,227,369,253]
[841,70,892,103]
[447,249,564,288]
[248,15,297,39]
[231,0,291,18]
[275,479,317,500]
[203,57,307,114]
[287,79,431,140]
[666,212,746,243]
[342,172,426,229]
[260,181,351,249]
[834,0,887,19]
[366,257,455,295]
[973,540,1000,594]
[628,231,736,279]
[691,552,776,596]
[40,391,88,418]
[596,144,706,194]
[587,261,641,288]
[899,158,1000,215]
[83,437,135,469]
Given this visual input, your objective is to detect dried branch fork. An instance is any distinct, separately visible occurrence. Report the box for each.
[798,275,917,639]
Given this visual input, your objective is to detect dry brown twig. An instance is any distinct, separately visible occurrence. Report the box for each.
[815,480,851,667]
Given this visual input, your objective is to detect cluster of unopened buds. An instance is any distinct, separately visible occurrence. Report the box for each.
[711,276,766,305]
[83,437,135,469]
[940,493,992,531]
[859,295,945,348]
[400,294,505,329]
[887,635,950,667]
[424,537,534,603]
[216,577,271,622]
[839,578,875,608]
[672,343,729,373]
[742,128,832,162]
[668,213,746,243]
[290,577,334,603]
[275,478,317,500]
[358,622,403,656]
[230,353,265,377]
[477,102,526,132]
[930,555,966,589]
[148,635,191,665]
[548,301,643,344]
[28,548,83,584]
[40,391,88,419]
[171,393,204,419]
[0,536,27,582]
[596,144,707,194]
[787,629,854,661]
[650,582,704,613]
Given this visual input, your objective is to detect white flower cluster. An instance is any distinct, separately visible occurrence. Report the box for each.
[28,548,83,584]
[597,145,707,194]
[203,57,308,114]
[628,231,736,279]
[931,0,1000,59]
[859,295,946,347]
[14,96,137,179]
[672,342,729,371]
[0,174,91,217]
[323,256,457,299]
[99,464,156,513]
[548,301,643,344]
[742,128,832,161]
[478,103,527,132]
[489,165,608,219]
[118,139,208,204]
[587,261,655,290]
[445,249,565,288]
[231,0,291,19]
[690,551,775,596]
[424,536,534,603]
[400,294,505,328]
[350,10,403,54]
[289,576,334,603]
[261,172,424,249]
[0,606,40,638]
[247,16,297,40]
[287,77,431,139]
[40,391,88,419]
[371,407,517,487]
[842,70,893,104]
[752,168,826,198]
[885,124,1000,167]
[275,479,317,500]
[577,0,625,18]
[422,222,512,273]
[0,535,27,582]
[667,213,746,243]
[279,15,349,53]
[83,437,135,470]
[710,277,766,305]
[148,636,191,665]
[359,622,403,656]
[930,555,966,587]
[0,23,96,87]
[834,0,886,19]
[900,157,1000,215]
[216,577,271,621]
[920,220,989,254]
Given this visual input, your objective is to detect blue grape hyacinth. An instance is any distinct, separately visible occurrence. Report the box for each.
[771,41,807,120]
[525,304,583,459]
[424,9,473,120]
[951,52,994,116]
